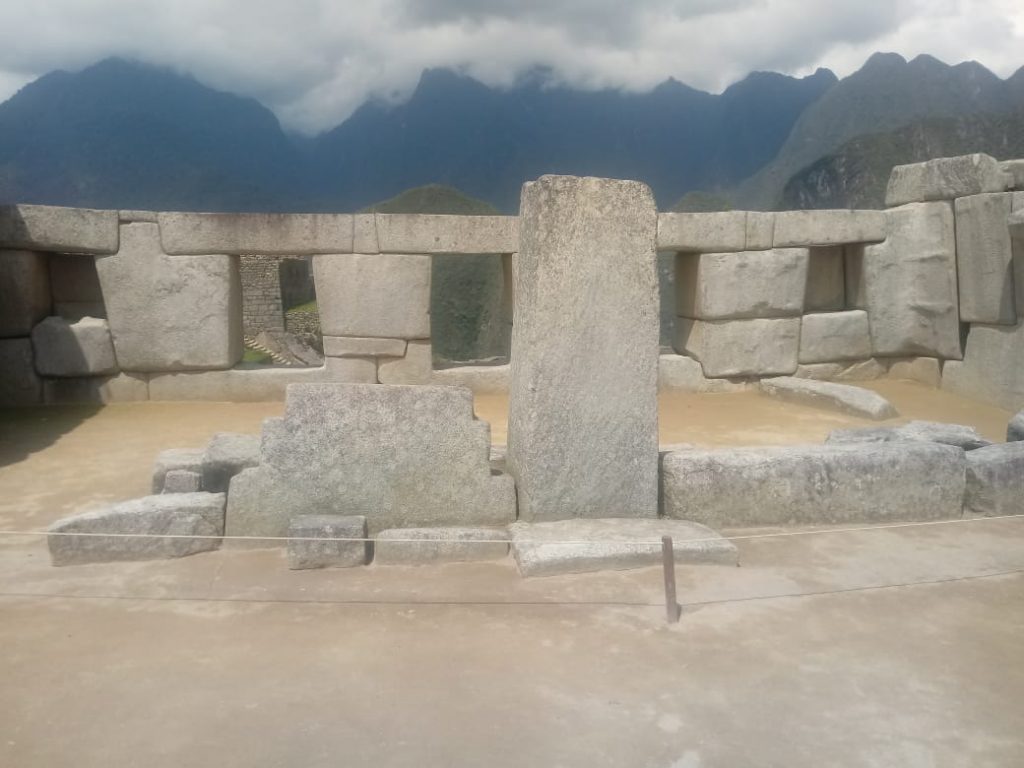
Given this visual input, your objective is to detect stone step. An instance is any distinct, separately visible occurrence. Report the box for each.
[509,518,738,577]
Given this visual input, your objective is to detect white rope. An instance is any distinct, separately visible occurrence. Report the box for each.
[2,513,1022,545]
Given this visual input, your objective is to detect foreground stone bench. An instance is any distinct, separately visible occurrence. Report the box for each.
[964,443,1024,517]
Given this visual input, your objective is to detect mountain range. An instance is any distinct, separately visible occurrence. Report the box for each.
[0,54,1022,213]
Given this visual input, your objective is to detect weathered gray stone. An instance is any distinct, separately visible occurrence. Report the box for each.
[48,493,225,566]
[1001,159,1024,190]
[799,311,871,363]
[489,445,507,472]
[0,204,119,254]
[374,214,518,254]
[675,248,808,319]
[287,515,368,569]
[793,359,886,382]
[657,354,748,393]
[883,357,942,387]
[322,336,406,358]
[1007,411,1024,441]
[313,253,430,339]
[96,223,243,371]
[886,154,1007,207]
[674,317,800,377]
[773,210,886,247]
[954,193,1016,324]
[0,338,41,406]
[509,518,737,577]
[964,442,1024,517]
[352,214,379,253]
[224,467,266,538]
[759,377,898,420]
[863,202,961,359]
[30,316,117,377]
[157,212,354,255]
[162,470,202,493]
[656,211,746,252]
[0,250,50,338]
[827,420,991,451]
[804,246,846,312]
[377,340,432,384]
[509,176,659,521]
[43,373,148,404]
[201,432,260,493]
[374,527,510,565]
[662,443,966,527]
[942,322,1024,411]
[431,363,510,394]
[151,448,205,494]
[745,212,775,250]
[231,384,515,536]
[119,210,158,223]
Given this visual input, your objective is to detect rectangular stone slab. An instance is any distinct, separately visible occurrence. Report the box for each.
[954,193,1016,324]
[158,212,354,255]
[508,176,659,521]
[0,204,119,254]
[675,248,808,320]
[964,443,1024,517]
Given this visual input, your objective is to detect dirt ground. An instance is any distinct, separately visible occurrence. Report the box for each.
[1,384,1021,767]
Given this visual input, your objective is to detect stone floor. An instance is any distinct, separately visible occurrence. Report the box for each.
[0,385,1021,767]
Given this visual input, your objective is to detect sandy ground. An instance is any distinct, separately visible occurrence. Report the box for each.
[0,383,1021,767]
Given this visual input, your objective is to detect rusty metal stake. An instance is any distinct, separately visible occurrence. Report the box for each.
[662,535,681,623]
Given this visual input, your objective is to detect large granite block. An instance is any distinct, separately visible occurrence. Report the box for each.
[759,377,897,420]
[954,193,1015,324]
[374,527,510,565]
[0,250,50,338]
[799,310,871,363]
[374,214,518,254]
[312,253,430,339]
[886,154,1006,206]
[941,322,1024,411]
[964,443,1024,517]
[96,223,242,371]
[152,448,205,493]
[287,515,368,569]
[0,338,41,406]
[661,443,966,527]
[772,210,886,247]
[863,202,961,359]
[377,340,432,384]
[657,354,747,393]
[30,316,118,377]
[675,248,808,319]
[674,317,800,377]
[226,384,515,536]
[0,204,119,254]
[656,212,746,252]
[201,432,260,493]
[157,212,354,255]
[508,176,659,521]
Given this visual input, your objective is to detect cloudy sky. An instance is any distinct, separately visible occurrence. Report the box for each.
[1,0,1022,134]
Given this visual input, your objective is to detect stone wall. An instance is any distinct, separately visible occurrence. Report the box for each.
[2,154,1022,411]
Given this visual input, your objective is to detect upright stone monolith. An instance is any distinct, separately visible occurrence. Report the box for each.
[508,176,659,521]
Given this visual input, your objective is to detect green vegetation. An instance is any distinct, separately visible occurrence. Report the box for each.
[286,299,318,314]
[242,348,274,365]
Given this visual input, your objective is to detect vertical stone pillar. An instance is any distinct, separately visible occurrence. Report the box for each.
[508,176,659,521]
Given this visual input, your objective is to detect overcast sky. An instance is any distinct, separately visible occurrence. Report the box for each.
[1,0,1022,134]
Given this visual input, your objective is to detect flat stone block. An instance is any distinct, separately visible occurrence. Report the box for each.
[43,372,148,404]
[377,340,432,384]
[201,432,260,493]
[232,384,515,536]
[827,420,991,451]
[31,316,117,377]
[773,210,887,247]
[804,246,845,312]
[374,214,518,254]
[745,212,775,250]
[675,248,808,319]
[431,363,510,394]
[313,253,430,339]
[864,203,961,359]
[657,354,748,393]
[955,193,1015,324]
[152,448,205,494]
[883,357,942,387]
[509,176,659,521]
[1007,411,1023,441]
[1001,159,1024,190]
[941,322,1024,411]
[352,214,379,253]
[157,212,354,255]
[96,223,243,371]
[675,318,800,378]
[374,527,509,565]
[799,311,871,363]
[287,515,368,569]
[886,154,1007,207]
[0,338,41,406]
[163,470,202,493]
[509,519,737,577]
[964,442,1024,517]
[322,336,406,358]
[48,493,225,566]
[662,443,966,527]
[759,377,898,420]
[0,250,50,338]
[0,204,119,254]
[656,211,746,252]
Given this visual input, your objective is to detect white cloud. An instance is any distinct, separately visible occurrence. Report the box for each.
[0,0,1020,134]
